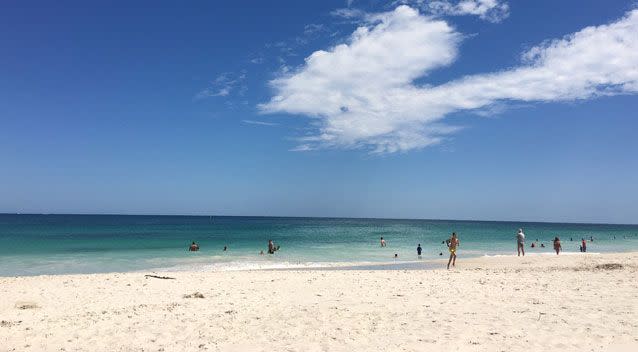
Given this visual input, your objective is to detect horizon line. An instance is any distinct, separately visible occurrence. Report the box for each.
[1,212,636,227]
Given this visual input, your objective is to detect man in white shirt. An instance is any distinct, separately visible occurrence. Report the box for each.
[517,229,525,256]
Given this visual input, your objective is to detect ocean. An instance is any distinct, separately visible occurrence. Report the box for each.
[1,214,637,276]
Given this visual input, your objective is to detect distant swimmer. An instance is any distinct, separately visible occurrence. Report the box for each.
[394,253,398,259]
[417,244,422,258]
[590,236,594,242]
[446,232,460,270]
[268,240,278,254]
[553,237,562,255]
[380,237,386,247]
[540,243,545,248]
[516,229,525,257]
[223,246,227,251]
[189,241,199,252]
[531,242,536,248]
[259,250,264,255]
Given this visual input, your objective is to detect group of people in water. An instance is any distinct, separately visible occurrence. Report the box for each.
[516,228,595,256]
[188,229,601,269]
[382,233,460,269]
[188,239,280,255]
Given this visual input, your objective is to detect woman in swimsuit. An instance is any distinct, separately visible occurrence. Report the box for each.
[553,236,562,255]
[447,232,460,269]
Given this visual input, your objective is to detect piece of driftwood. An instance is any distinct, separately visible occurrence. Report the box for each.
[144,274,176,280]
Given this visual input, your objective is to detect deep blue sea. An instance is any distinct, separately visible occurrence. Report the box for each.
[1,214,637,276]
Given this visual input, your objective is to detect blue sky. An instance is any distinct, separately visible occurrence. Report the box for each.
[1,0,637,223]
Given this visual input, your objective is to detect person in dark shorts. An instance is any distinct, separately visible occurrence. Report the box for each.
[553,237,562,255]
[417,244,422,258]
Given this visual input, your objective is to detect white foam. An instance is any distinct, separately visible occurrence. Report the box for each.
[482,252,601,258]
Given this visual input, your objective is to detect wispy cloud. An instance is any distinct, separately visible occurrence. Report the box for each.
[242,119,279,126]
[395,0,509,23]
[303,23,326,36]
[195,71,247,100]
[331,7,368,20]
[260,6,638,153]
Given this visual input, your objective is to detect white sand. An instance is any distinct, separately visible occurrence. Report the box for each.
[1,253,637,352]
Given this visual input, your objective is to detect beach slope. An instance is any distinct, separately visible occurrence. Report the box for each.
[1,253,637,351]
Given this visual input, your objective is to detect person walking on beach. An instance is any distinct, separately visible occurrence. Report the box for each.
[447,232,460,269]
[417,244,422,259]
[581,238,587,252]
[516,228,525,256]
[553,237,562,255]
[380,237,386,247]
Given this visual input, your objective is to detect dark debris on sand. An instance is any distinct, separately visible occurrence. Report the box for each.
[183,292,205,299]
[594,263,623,270]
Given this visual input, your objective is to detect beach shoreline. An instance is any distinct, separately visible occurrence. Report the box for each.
[1,252,637,351]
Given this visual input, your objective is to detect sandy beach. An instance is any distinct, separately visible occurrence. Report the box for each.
[1,252,637,352]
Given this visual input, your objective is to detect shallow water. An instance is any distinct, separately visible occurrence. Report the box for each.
[1,214,637,276]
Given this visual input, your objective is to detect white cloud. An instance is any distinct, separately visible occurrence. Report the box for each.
[260,6,638,153]
[397,0,509,22]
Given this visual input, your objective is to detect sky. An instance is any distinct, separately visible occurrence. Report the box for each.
[1,0,637,224]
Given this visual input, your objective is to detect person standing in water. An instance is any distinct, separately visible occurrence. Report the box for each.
[380,237,386,247]
[417,244,422,259]
[553,237,562,255]
[516,228,526,256]
[268,240,278,254]
[581,238,587,252]
[447,232,460,269]
[189,241,199,252]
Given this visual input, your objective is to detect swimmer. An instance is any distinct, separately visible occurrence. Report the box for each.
[189,241,199,252]
[223,245,227,251]
[380,237,386,247]
[268,240,277,254]
[417,244,422,258]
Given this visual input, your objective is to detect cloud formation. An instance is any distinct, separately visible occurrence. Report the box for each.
[260,6,638,153]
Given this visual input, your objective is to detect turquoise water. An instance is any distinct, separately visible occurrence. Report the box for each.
[1,214,637,276]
